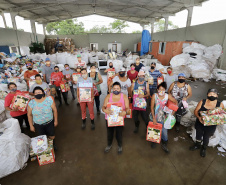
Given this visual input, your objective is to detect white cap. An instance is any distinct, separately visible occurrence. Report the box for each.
[119,67,126,72]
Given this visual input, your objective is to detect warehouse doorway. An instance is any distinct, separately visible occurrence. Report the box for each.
[90,43,98,51]
[108,43,121,53]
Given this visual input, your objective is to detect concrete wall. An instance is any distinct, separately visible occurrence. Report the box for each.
[151,19,226,69]
[0,28,45,47]
[45,33,142,52]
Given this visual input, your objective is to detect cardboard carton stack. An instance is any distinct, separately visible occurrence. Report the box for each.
[44,38,75,54]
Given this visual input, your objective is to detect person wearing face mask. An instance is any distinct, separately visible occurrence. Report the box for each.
[168,73,192,133]
[76,54,87,69]
[27,86,58,149]
[51,66,68,106]
[104,62,115,73]
[73,67,82,105]
[77,68,95,130]
[105,62,116,94]
[24,61,39,88]
[4,82,30,132]
[42,58,55,84]
[165,67,178,92]
[148,62,163,97]
[29,74,50,96]
[151,82,178,153]
[130,70,150,133]
[88,63,103,114]
[135,57,144,72]
[127,63,138,83]
[109,67,131,97]
[189,89,224,157]
[102,82,129,154]
[63,64,75,100]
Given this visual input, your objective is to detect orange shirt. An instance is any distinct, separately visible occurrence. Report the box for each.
[24,70,39,86]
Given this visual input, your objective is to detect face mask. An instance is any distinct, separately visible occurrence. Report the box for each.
[82,74,87,79]
[139,77,144,82]
[158,90,165,96]
[113,90,120,95]
[28,67,32,70]
[131,67,135,70]
[65,67,69,70]
[109,66,113,68]
[35,94,44,99]
[207,96,217,101]
[178,79,185,83]
[11,88,17,92]
[167,71,172,75]
[36,80,42,84]
[151,66,155,70]
[119,72,125,77]
[55,70,59,72]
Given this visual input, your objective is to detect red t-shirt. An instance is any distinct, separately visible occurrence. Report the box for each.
[51,72,64,87]
[127,70,138,83]
[24,70,39,86]
[4,90,27,117]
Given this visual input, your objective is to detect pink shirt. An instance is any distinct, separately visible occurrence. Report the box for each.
[105,93,125,119]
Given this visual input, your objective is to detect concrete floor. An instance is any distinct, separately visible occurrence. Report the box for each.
[1,71,226,185]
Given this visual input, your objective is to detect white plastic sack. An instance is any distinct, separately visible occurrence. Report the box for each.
[66,54,77,68]
[47,54,57,64]
[56,53,67,64]
[90,56,98,64]
[170,54,190,68]
[56,64,64,72]
[164,114,176,129]
[212,69,226,81]
[0,99,5,114]
[31,135,48,154]
[0,118,30,178]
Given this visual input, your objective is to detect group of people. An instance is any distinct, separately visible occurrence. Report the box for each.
[4,56,223,157]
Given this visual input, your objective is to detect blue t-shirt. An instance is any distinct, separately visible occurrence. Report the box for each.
[28,96,53,124]
[149,70,162,89]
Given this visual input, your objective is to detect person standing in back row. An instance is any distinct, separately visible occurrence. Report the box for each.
[135,57,144,72]
[165,66,178,92]
[24,61,39,88]
[42,58,55,84]
[63,64,75,100]
[88,63,103,114]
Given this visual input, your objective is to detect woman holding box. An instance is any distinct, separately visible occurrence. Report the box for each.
[151,82,177,153]
[102,82,129,154]
[189,89,224,157]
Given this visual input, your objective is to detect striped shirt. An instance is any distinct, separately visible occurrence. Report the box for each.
[149,70,162,89]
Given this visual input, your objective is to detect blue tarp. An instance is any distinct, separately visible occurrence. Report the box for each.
[140,30,151,56]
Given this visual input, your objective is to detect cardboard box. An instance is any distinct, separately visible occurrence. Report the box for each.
[79,87,92,102]
[107,69,115,79]
[10,92,30,112]
[146,122,162,143]
[30,139,55,166]
[107,102,124,127]
[60,82,70,92]
[157,76,164,86]
[72,73,81,83]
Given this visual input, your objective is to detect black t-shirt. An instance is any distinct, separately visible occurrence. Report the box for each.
[135,63,144,72]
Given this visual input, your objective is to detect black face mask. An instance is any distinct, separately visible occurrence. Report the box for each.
[109,66,113,68]
[113,90,120,95]
[28,67,32,70]
[119,72,125,77]
[35,94,44,99]
[178,79,185,83]
[207,96,217,101]
[55,70,59,72]
[151,66,155,70]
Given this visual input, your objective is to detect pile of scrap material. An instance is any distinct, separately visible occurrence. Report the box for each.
[170,43,223,82]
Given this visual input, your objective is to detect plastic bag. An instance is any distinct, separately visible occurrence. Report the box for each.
[31,135,48,154]
[164,114,176,129]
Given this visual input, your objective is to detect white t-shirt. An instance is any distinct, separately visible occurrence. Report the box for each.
[112,76,131,96]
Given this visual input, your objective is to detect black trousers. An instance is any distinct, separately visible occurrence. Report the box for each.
[94,91,101,110]
[133,110,149,127]
[56,88,68,104]
[13,113,30,132]
[70,85,75,98]
[106,121,123,147]
[195,121,217,146]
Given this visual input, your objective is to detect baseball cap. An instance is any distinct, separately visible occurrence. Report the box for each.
[77,54,81,58]
[178,73,186,78]
[119,67,126,72]
[45,58,50,62]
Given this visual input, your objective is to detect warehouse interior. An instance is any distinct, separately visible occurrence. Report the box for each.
[0,0,226,185]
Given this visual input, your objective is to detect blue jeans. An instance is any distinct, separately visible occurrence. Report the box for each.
[160,121,168,142]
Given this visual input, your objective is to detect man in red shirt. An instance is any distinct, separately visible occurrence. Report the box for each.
[4,82,30,132]
[24,61,39,88]
[51,66,69,106]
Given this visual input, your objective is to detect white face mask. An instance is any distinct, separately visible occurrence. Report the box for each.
[158,90,165,96]
[82,74,87,79]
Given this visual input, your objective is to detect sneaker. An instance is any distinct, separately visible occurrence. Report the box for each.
[104,145,112,153]
[118,146,123,154]
[161,141,170,153]
[82,119,86,129]
[133,127,139,133]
